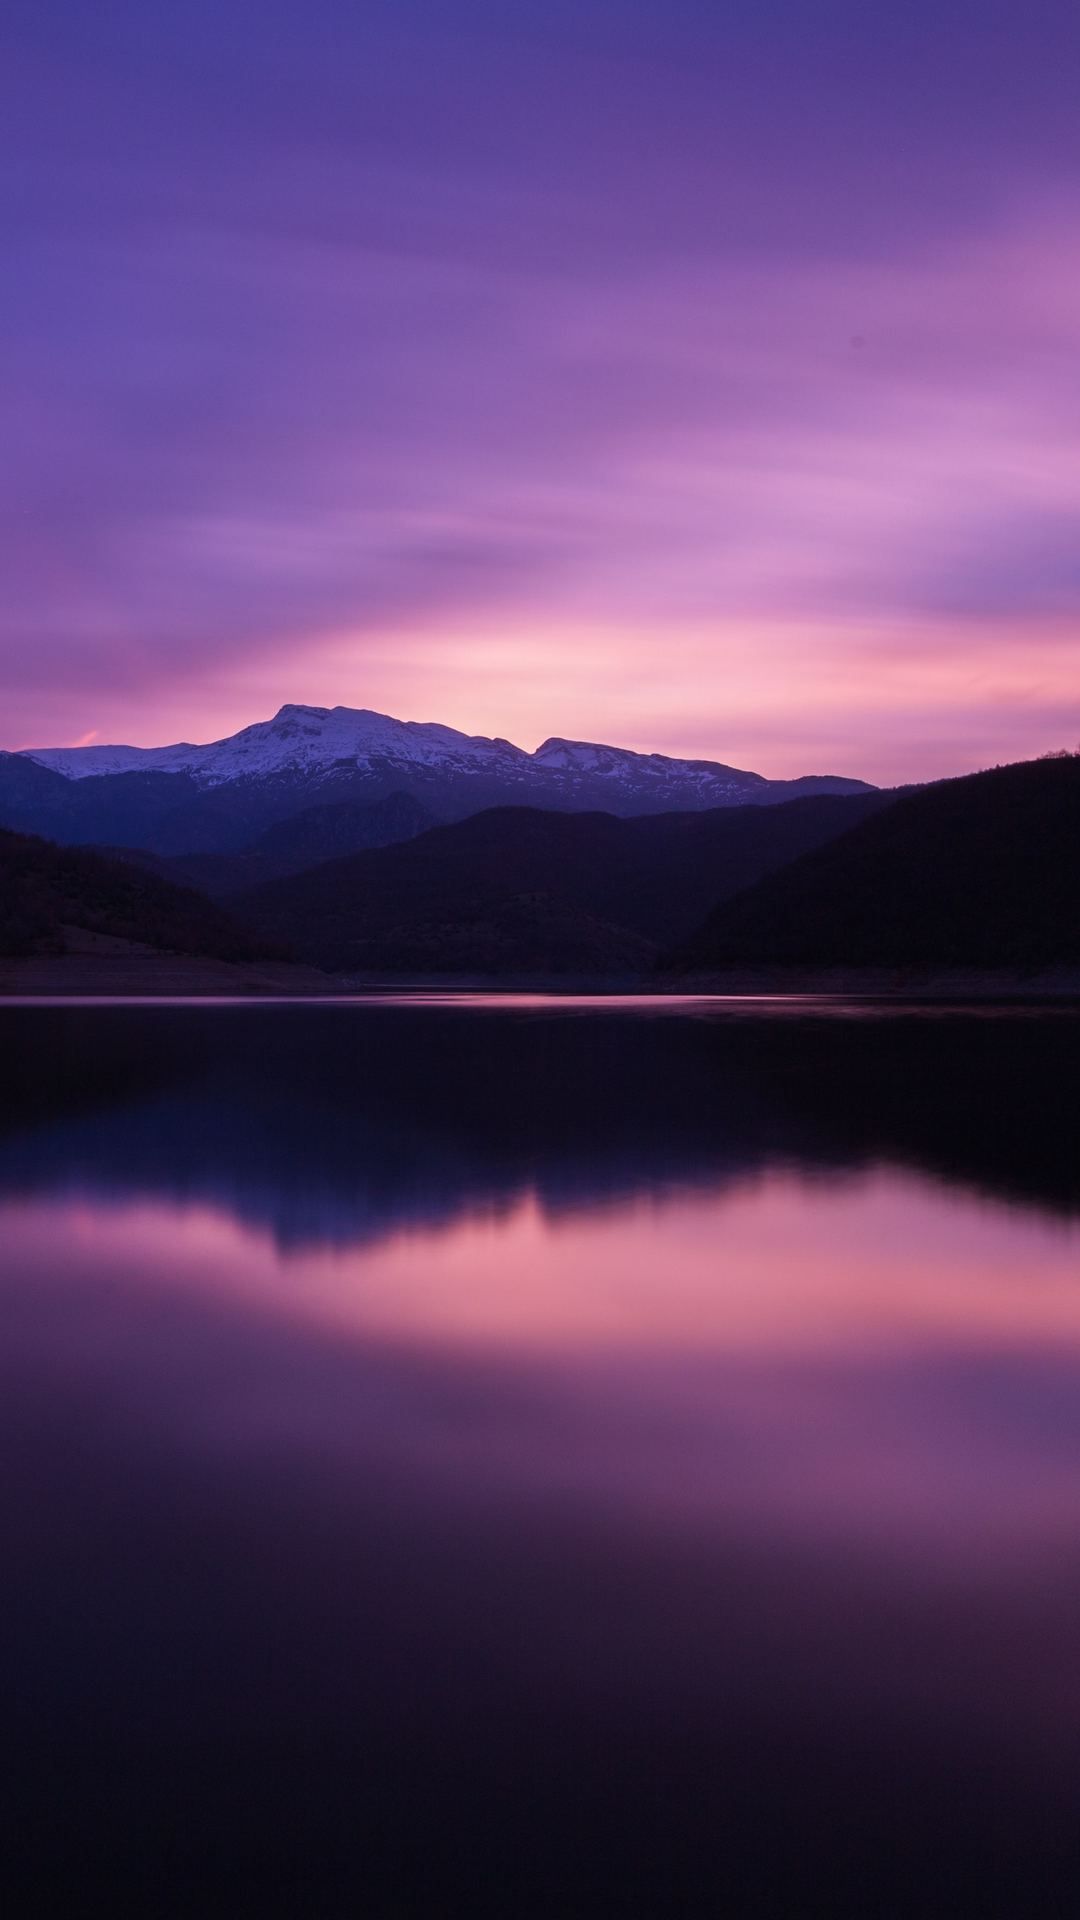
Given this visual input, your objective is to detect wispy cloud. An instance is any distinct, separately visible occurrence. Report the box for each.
[2,2,1079,779]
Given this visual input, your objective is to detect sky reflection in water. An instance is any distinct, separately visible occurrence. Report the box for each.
[2,1000,1079,1916]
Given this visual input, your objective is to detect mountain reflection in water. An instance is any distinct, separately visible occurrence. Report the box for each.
[2,999,1079,1917]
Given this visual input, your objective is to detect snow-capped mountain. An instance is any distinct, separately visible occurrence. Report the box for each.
[23,705,532,787]
[21,702,865,800]
[4,703,873,857]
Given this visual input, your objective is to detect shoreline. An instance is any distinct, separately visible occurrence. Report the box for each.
[0,954,338,997]
[2,955,1079,1000]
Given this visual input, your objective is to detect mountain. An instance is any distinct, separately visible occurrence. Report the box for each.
[231,790,892,976]
[238,788,437,870]
[0,828,273,962]
[670,756,1080,973]
[3,704,874,856]
[109,790,439,896]
[0,752,205,849]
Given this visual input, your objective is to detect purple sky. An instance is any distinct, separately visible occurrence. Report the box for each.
[3,0,1080,782]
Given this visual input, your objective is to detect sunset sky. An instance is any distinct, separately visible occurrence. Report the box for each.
[4,0,1080,784]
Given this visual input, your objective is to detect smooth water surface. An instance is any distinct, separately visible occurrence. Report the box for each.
[3,999,1079,1916]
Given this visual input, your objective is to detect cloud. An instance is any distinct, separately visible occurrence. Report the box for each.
[2,2,1080,778]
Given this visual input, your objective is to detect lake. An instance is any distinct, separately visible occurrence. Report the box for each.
[3,997,1079,1916]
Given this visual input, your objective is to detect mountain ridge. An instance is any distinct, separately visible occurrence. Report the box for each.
[15,702,872,800]
[2,703,875,858]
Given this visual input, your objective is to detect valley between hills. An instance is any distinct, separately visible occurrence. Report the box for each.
[2,706,1078,995]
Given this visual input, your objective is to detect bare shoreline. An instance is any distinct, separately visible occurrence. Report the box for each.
[2,954,1079,1000]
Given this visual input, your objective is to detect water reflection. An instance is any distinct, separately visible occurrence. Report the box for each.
[2,1001,1079,1916]
[2,998,1078,1244]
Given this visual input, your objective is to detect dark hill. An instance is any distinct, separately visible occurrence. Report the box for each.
[233,790,892,974]
[0,751,441,859]
[0,752,214,850]
[671,756,1080,972]
[109,790,440,896]
[0,828,273,962]
[244,788,437,870]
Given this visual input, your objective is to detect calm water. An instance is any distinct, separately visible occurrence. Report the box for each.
[3,997,1080,1916]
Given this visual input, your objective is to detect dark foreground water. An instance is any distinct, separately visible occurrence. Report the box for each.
[2,997,1080,1917]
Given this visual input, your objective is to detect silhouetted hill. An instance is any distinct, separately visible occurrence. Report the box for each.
[671,757,1080,971]
[109,790,439,895]
[243,788,437,869]
[0,828,273,961]
[234,791,891,974]
[0,752,206,848]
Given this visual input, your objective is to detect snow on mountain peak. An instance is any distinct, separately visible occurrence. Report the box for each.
[17,703,871,807]
[532,735,760,789]
[20,704,533,787]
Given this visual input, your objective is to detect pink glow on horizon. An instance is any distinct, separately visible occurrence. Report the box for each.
[3,199,1080,781]
[9,609,1079,787]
